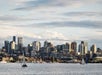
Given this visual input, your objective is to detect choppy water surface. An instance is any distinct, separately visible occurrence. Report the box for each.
[0,63,102,75]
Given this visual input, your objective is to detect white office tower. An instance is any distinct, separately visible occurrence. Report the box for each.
[10,41,16,50]
[79,43,84,55]
[91,44,97,54]
[84,46,88,54]
[32,41,41,51]
[68,43,71,52]
[78,41,88,55]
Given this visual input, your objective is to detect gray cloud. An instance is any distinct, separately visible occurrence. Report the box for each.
[39,21,102,29]
[21,0,80,7]
[13,0,59,10]
[0,15,35,21]
[96,30,102,32]
[0,15,19,21]
[12,0,82,10]
[64,12,102,17]
[13,0,102,11]
[14,20,102,29]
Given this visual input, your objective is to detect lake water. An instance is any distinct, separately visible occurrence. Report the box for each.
[0,63,102,75]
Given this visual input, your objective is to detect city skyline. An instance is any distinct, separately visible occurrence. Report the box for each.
[1,36,101,51]
[1,36,102,64]
[0,0,102,48]
[0,35,102,49]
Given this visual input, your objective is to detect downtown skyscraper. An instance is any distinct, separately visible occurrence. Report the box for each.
[78,41,88,55]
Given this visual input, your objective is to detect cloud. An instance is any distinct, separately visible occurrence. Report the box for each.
[12,0,82,10]
[23,30,68,41]
[0,15,34,21]
[64,12,102,17]
[96,30,102,32]
[0,25,68,41]
[0,0,102,48]
[0,15,20,21]
[14,20,102,29]
[13,0,55,10]
[41,30,67,40]
[12,0,102,11]
[0,30,69,47]
[0,11,102,30]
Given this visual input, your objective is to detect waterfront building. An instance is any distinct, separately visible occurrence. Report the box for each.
[18,37,23,50]
[17,37,23,55]
[68,43,71,52]
[44,40,49,48]
[9,41,16,54]
[65,43,70,52]
[31,41,41,57]
[56,43,71,53]
[56,45,62,52]
[82,41,88,54]
[44,41,53,52]
[78,41,88,55]
[32,41,41,51]
[10,41,16,50]
[28,44,33,57]
[23,47,29,56]
[78,44,81,53]
[62,43,70,53]
[4,41,10,53]
[71,41,77,53]
[90,44,97,54]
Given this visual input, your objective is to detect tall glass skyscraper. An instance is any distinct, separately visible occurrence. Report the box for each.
[13,36,16,42]
[18,37,23,51]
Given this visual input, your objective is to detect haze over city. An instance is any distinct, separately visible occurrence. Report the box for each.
[0,0,102,48]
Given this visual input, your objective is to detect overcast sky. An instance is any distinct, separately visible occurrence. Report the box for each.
[0,0,102,48]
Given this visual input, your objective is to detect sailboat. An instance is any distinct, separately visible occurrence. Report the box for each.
[80,58,85,65]
[22,52,27,67]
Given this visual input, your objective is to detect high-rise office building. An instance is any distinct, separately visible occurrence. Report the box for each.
[32,41,41,51]
[18,37,23,45]
[9,41,16,54]
[78,41,88,55]
[65,43,70,52]
[31,41,41,57]
[78,44,81,55]
[43,41,53,52]
[28,44,33,57]
[82,41,88,54]
[68,43,71,52]
[71,41,77,53]
[18,37,23,51]
[13,36,16,43]
[61,43,70,52]
[4,40,10,53]
[44,41,49,48]
[90,44,97,54]
[10,41,16,50]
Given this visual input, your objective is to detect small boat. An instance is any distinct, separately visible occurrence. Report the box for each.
[22,63,27,67]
